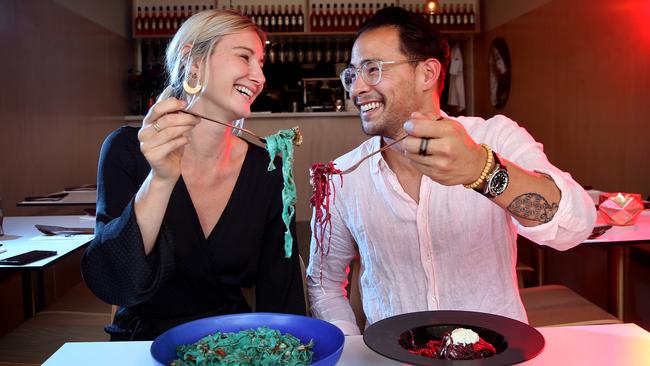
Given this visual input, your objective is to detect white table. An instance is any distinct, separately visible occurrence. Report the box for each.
[584,209,650,320]
[0,215,95,317]
[42,323,650,365]
[17,190,97,207]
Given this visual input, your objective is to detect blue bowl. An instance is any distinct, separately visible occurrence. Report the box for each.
[150,312,344,366]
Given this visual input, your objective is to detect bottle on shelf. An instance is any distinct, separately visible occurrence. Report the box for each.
[172,6,179,33]
[251,5,263,28]
[469,4,476,30]
[134,6,143,36]
[310,3,318,32]
[441,4,449,30]
[157,6,165,35]
[289,5,297,32]
[324,40,332,63]
[345,3,353,32]
[150,6,158,35]
[296,40,305,63]
[297,4,304,32]
[270,5,277,32]
[448,4,456,30]
[163,6,172,35]
[456,4,467,30]
[262,5,269,32]
[317,4,325,31]
[275,4,282,32]
[324,4,332,31]
[353,3,361,29]
[179,6,186,25]
[283,5,290,32]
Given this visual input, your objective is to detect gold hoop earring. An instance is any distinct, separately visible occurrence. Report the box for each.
[183,73,202,95]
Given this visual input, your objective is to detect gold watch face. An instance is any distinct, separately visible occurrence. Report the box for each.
[488,169,509,197]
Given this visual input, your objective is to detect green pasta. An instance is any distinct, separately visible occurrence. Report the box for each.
[264,128,299,258]
[171,326,314,366]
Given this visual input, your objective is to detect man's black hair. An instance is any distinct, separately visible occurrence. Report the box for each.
[357,6,450,90]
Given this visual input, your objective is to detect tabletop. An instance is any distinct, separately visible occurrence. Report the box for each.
[16,190,97,207]
[42,323,650,366]
[0,215,95,268]
[584,209,650,245]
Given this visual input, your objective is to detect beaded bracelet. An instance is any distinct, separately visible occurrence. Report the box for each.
[463,144,494,190]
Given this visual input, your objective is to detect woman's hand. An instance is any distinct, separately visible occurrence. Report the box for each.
[401,111,485,186]
[138,98,198,183]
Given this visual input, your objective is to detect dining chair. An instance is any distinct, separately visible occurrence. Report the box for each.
[348,256,367,333]
[520,284,622,327]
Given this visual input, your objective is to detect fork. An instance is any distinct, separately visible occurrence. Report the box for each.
[340,134,408,175]
[181,110,267,143]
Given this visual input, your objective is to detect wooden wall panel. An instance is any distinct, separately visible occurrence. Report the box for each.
[474,0,650,197]
[0,0,131,216]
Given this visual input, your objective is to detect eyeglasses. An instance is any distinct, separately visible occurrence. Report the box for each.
[339,59,425,92]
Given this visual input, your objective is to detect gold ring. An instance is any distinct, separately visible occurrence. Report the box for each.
[153,121,161,132]
[418,138,430,156]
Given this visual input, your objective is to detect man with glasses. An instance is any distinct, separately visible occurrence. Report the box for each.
[306,6,596,335]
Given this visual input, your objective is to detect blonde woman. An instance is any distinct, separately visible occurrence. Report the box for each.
[82,10,305,341]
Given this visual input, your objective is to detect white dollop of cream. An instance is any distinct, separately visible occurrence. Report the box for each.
[450,328,479,345]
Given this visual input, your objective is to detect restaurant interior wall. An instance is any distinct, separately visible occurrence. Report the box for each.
[473,0,650,328]
[473,0,650,199]
[0,0,132,217]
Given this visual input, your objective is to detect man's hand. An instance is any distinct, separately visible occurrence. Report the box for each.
[401,112,486,186]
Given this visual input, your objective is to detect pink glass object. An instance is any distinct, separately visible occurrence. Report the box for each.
[598,192,644,226]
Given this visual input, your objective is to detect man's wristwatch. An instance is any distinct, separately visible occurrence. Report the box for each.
[476,152,509,198]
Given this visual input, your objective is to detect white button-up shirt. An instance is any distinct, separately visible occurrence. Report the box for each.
[306,114,596,335]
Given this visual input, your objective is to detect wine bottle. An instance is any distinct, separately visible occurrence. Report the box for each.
[449,4,457,30]
[270,5,277,32]
[461,4,469,30]
[283,5,290,32]
[318,4,325,31]
[171,6,179,33]
[150,6,158,35]
[297,4,304,31]
[262,5,270,32]
[289,5,296,32]
[134,6,143,36]
[325,4,332,31]
[441,4,448,30]
[310,3,318,32]
[469,4,476,30]
[345,3,353,31]
[164,6,172,35]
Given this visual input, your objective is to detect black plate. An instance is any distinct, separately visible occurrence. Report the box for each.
[363,310,544,366]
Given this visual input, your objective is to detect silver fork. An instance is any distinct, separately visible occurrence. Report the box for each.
[181,110,303,146]
[340,134,408,175]
[181,110,268,143]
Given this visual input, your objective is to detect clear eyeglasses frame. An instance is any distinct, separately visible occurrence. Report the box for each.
[339,58,426,92]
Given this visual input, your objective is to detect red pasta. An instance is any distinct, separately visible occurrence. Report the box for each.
[309,162,343,264]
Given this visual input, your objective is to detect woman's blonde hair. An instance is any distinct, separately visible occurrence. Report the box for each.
[158,9,265,108]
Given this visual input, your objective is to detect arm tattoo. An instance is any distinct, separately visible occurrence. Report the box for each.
[507,193,559,223]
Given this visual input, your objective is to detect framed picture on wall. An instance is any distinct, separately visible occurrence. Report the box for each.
[488,38,511,110]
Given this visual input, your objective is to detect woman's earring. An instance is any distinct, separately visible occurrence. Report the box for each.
[183,73,202,95]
